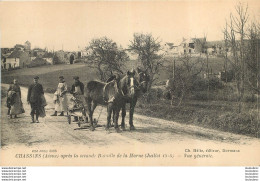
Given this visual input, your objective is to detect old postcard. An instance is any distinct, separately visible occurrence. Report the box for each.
[0,0,260,166]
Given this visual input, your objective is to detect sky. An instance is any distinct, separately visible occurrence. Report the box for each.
[0,0,259,51]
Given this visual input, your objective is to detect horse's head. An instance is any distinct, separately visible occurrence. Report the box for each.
[126,69,136,97]
[136,67,150,93]
[119,69,138,98]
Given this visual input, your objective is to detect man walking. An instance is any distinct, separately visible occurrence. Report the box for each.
[27,76,44,123]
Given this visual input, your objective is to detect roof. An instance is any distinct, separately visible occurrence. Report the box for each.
[165,42,175,49]
[7,50,24,58]
[15,44,25,48]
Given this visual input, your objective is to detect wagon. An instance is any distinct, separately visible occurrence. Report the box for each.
[67,96,98,128]
[67,96,88,126]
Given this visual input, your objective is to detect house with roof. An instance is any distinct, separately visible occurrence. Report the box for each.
[14,44,25,51]
[163,42,179,56]
[177,38,197,55]
[42,52,54,64]
[5,50,30,69]
[32,48,46,58]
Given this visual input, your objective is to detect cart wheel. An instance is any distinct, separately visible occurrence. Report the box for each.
[68,115,71,124]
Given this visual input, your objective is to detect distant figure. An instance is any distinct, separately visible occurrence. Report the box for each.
[27,76,44,123]
[70,54,74,64]
[51,76,68,116]
[7,79,24,118]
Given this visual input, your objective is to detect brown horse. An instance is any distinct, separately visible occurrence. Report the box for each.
[105,68,150,131]
[84,69,138,131]
[118,68,150,130]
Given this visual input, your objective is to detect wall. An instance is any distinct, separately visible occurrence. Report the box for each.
[6,58,19,68]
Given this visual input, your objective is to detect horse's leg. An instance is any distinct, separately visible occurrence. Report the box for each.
[111,109,115,127]
[121,103,126,131]
[89,101,97,131]
[106,103,113,131]
[85,97,94,131]
[114,107,120,133]
[129,98,137,130]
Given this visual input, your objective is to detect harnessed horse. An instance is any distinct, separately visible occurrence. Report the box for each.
[104,68,150,131]
[84,69,136,131]
[118,68,150,130]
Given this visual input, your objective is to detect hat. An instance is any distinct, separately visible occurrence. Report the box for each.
[34,76,39,80]
[59,76,64,79]
[73,76,79,80]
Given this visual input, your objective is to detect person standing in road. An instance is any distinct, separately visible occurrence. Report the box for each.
[27,76,44,123]
[7,79,24,118]
[70,76,85,122]
[51,76,68,116]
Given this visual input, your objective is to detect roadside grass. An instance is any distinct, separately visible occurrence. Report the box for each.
[135,96,260,138]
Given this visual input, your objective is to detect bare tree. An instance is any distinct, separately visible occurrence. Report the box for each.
[129,33,164,91]
[166,55,205,106]
[224,2,249,113]
[245,22,260,94]
[86,37,129,81]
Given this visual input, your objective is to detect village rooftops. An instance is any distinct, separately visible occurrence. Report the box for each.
[7,50,25,58]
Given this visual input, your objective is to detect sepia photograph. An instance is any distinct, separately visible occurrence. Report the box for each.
[0,0,260,167]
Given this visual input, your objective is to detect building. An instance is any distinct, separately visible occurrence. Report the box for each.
[14,44,25,51]
[24,41,31,51]
[163,43,179,56]
[177,38,198,55]
[5,50,30,69]
[42,52,54,64]
[32,48,46,58]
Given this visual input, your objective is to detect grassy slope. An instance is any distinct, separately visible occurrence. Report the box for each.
[155,56,227,84]
[1,63,99,93]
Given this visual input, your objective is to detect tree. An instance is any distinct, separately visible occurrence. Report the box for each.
[165,55,205,106]
[129,33,164,90]
[86,37,129,81]
[245,22,260,94]
[224,2,249,113]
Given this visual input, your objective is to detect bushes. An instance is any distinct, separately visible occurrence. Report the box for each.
[28,58,50,68]
[191,77,224,91]
[209,112,260,137]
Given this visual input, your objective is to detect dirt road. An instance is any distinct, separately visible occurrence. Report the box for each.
[1,84,260,149]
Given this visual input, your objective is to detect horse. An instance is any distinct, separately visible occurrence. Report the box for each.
[84,70,137,131]
[118,68,150,130]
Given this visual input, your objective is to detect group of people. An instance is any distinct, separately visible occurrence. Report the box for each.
[6,76,85,123]
[50,75,84,116]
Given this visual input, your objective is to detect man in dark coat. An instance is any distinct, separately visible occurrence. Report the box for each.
[27,76,44,123]
[70,76,84,95]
